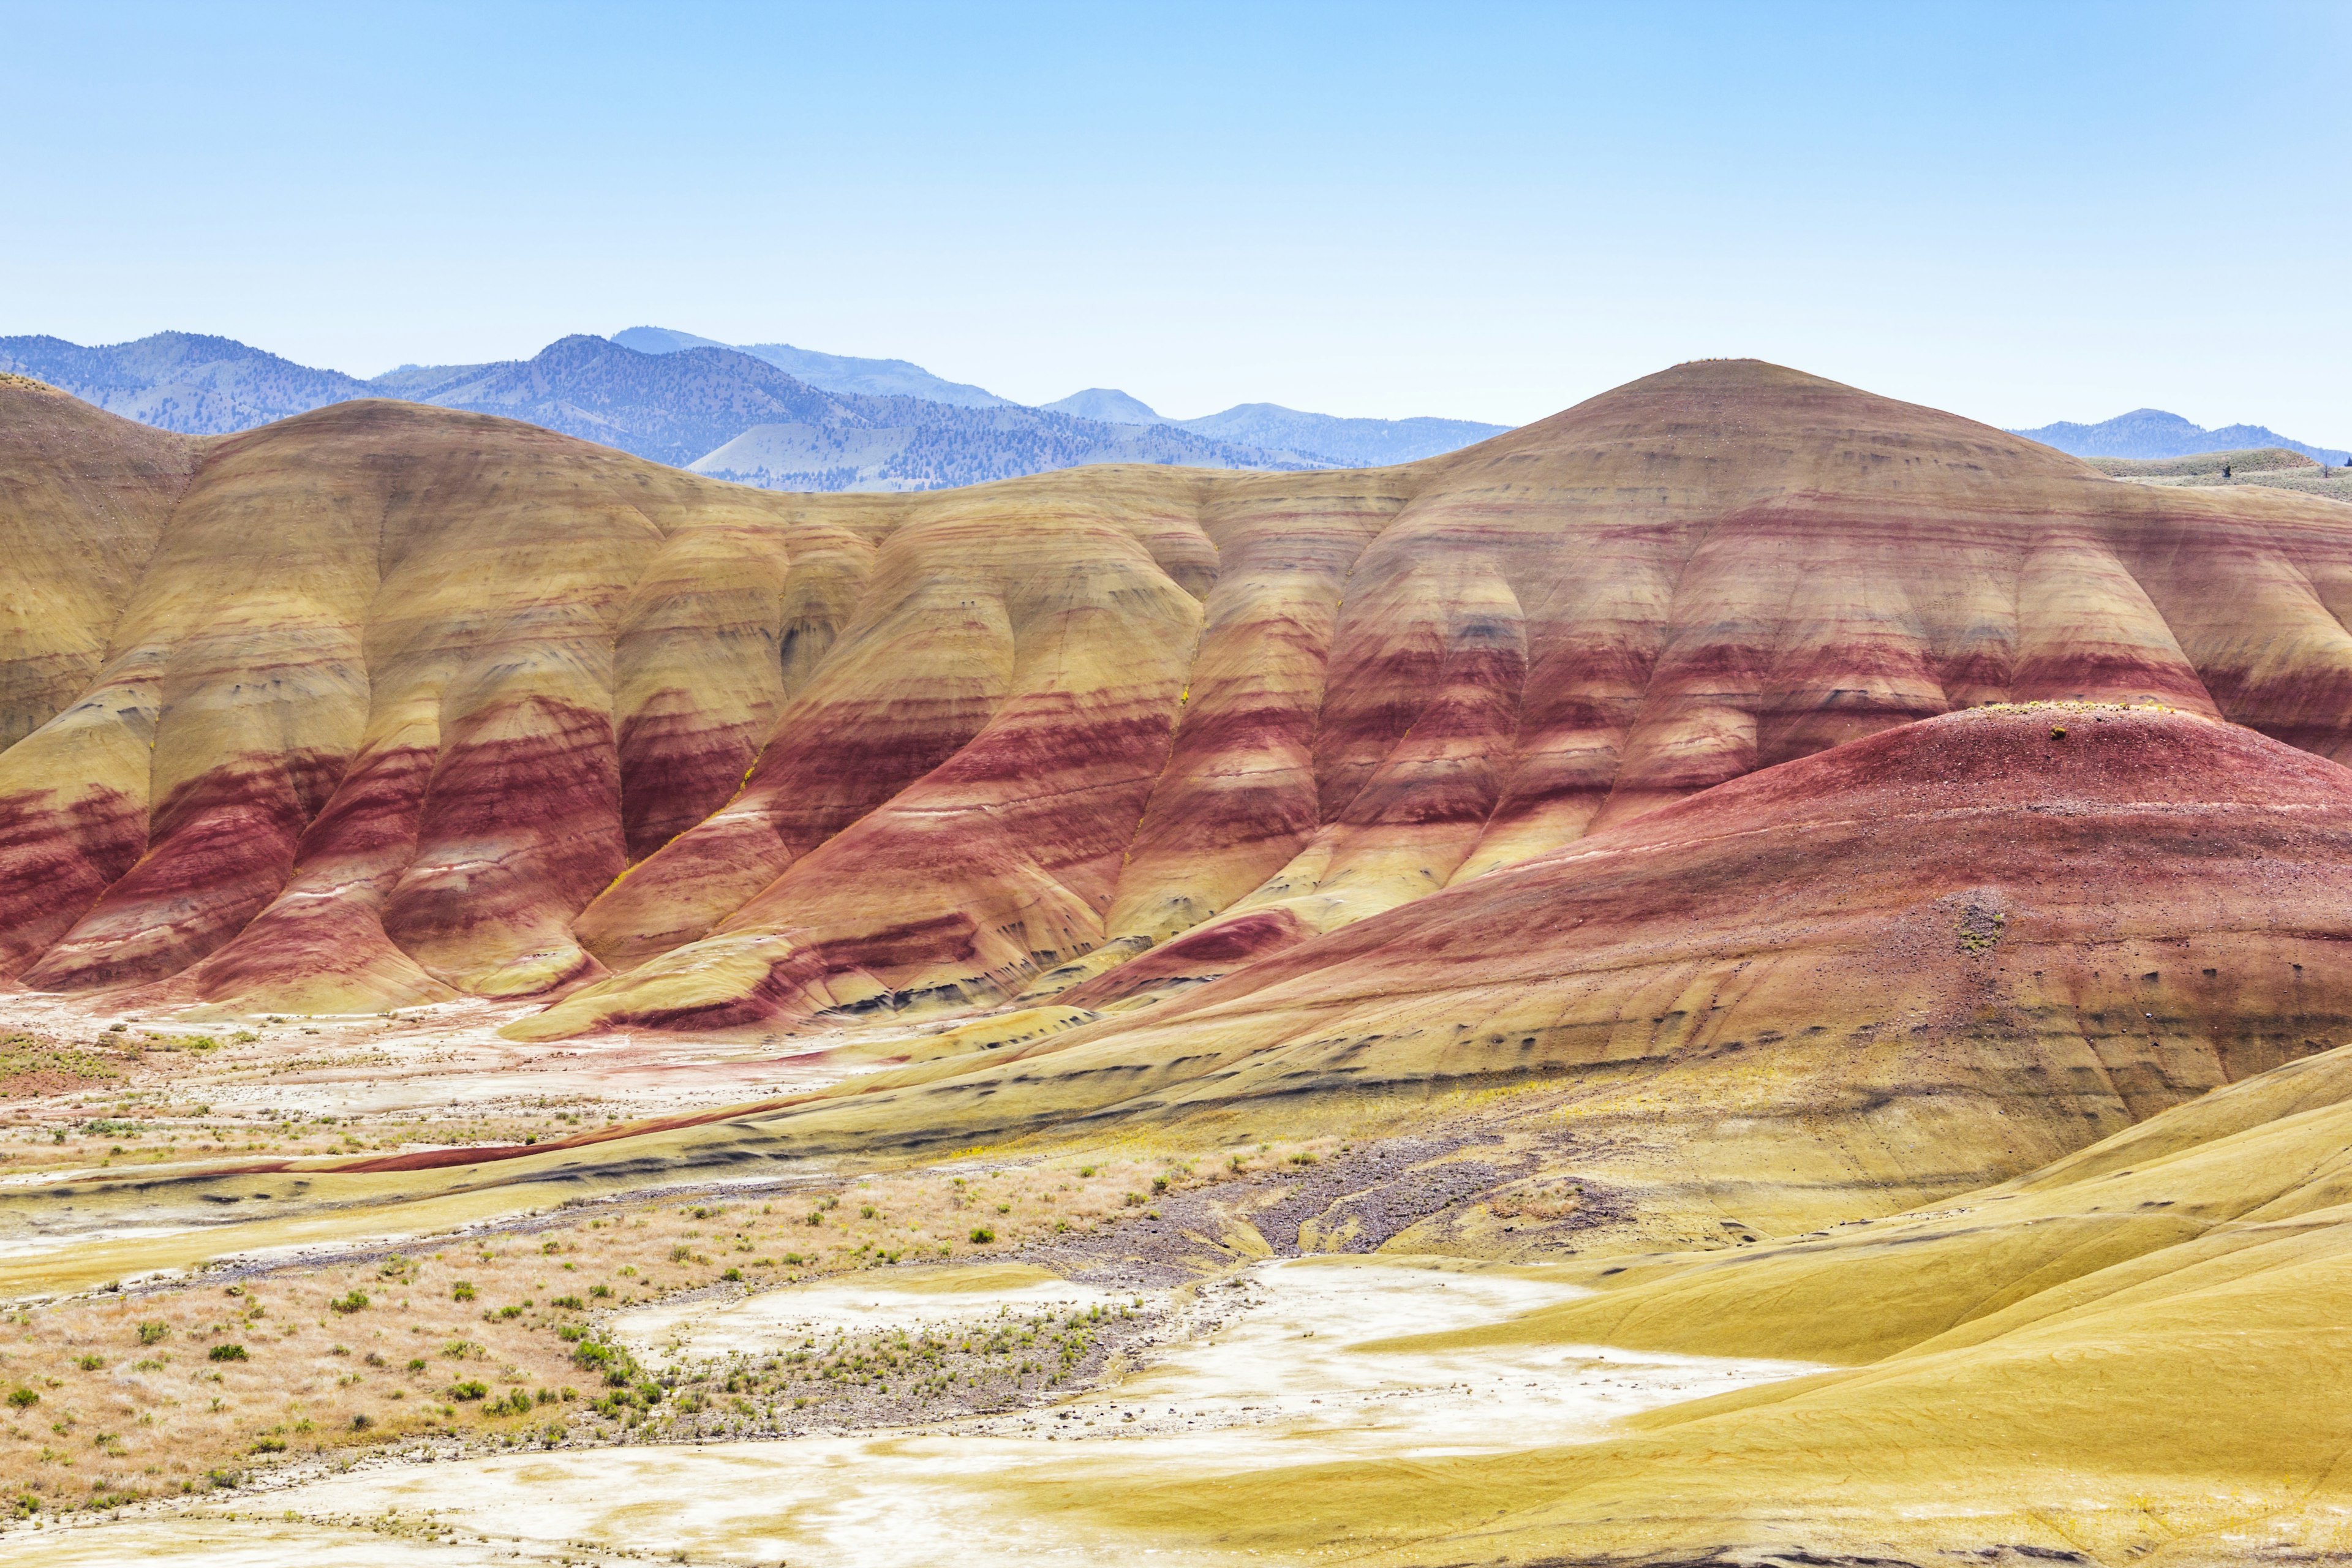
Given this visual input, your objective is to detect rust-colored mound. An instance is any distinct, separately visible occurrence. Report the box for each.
[8,360,2352,1039]
[1140,700,2352,1079]
[726,704,2352,1221]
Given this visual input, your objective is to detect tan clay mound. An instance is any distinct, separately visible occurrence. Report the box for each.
[8,360,2352,1047]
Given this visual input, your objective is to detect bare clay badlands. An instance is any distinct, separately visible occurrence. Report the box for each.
[9,356,2352,1036]
[10,360,2352,1564]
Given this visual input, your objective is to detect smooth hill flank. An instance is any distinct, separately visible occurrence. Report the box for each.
[0,374,201,755]
[505,703,2352,1233]
[12,359,2352,1052]
[1021,1038,2352,1565]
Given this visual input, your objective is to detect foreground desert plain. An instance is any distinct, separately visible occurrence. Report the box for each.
[3,358,2352,1563]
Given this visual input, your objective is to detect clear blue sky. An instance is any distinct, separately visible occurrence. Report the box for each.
[4,1,2347,437]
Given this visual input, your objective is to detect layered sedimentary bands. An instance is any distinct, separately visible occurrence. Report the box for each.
[501,701,2352,1249]
[11,358,2352,1101]
[20,353,2352,1566]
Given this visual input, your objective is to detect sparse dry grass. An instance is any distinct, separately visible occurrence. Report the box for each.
[0,1134,1335,1516]
[2089,446,2352,501]
[0,1020,627,1175]
[2089,446,2318,478]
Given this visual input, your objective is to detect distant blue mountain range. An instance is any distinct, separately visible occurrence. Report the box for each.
[2014,408,2347,466]
[0,327,1510,489]
[609,326,1011,408]
[0,330,1313,489]
[616,326,1510,467]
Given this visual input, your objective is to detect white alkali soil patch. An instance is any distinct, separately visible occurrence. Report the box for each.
[23,1256,1820,1566]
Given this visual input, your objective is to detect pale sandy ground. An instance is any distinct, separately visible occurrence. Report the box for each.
[615,1262,1135,1365]
[0,990,916,1124]
[10,1256,1821,1567]
[0,990,889,1298]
